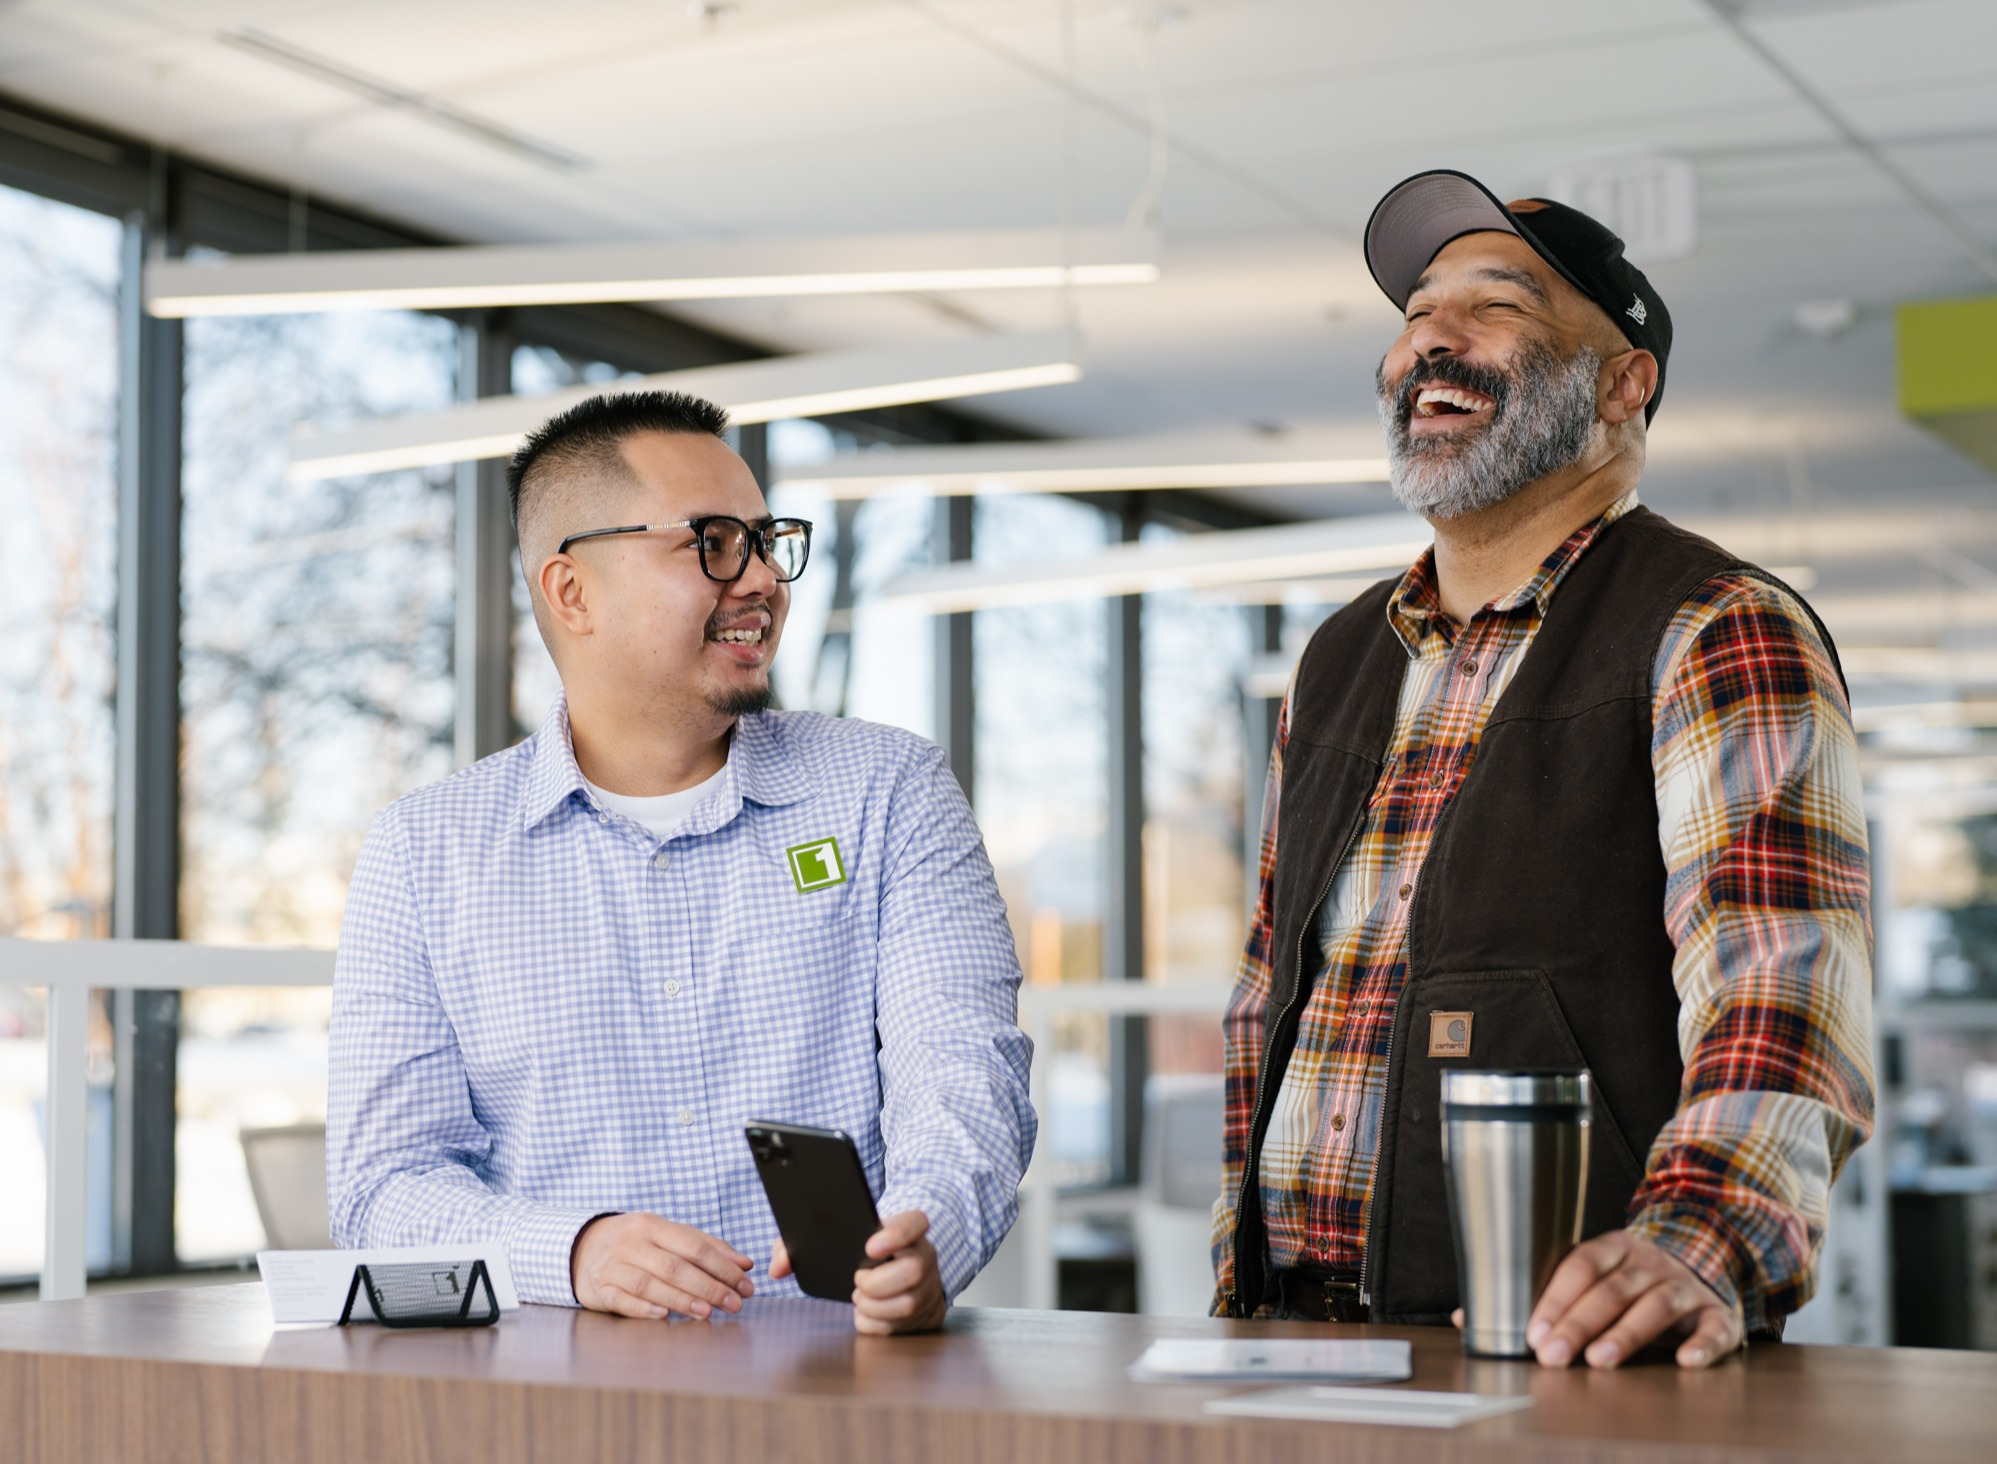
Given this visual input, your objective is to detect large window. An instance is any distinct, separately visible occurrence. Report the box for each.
[768,419,934,734]
[975,495,1111,1185]
[1142,572,1251,1077]
[0,182,122,1280]
[178,306,458,1260]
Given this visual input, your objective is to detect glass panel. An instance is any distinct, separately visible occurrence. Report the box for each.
[179,306,458,1262]
[767,418,935,735]
[975,495,1110,1185]
[1142,565,1251,1078]
[0,182,121,1280]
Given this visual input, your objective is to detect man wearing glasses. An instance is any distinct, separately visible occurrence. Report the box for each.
[328,390,1035,1334]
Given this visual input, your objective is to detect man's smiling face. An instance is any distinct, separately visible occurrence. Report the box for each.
[578,429,790,720]
[1374,230,1620,520]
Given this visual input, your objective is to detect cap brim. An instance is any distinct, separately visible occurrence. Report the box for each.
[1364,170,1522,309]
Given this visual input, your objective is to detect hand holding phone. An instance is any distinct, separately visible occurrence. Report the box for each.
[746,1122,948,1332]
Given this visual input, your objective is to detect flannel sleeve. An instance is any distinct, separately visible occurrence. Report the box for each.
[1632,572,1876,1334]
[1209,690,1290,1314]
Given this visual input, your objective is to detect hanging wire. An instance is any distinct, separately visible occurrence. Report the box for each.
[1123,7,1171,234]
[1057,0,1080,335]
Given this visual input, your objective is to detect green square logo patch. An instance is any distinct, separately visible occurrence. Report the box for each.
[786,837,846,893]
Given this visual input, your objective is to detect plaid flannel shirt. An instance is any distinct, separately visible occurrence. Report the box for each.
[1211,494,1875,1331]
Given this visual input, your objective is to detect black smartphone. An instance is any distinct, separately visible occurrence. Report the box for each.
[744,1120,884,1302]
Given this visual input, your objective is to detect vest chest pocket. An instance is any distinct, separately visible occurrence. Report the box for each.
[1369,968,1647,1321]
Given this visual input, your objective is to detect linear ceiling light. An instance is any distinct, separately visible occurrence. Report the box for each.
[147,228,1159,317]
[775,428,1389,499]
[287,332,1083,481]
[882,512,1431,614]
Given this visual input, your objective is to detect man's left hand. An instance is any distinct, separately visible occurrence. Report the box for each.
[1508,1229,1742,1369]
[771,1209,947,1335]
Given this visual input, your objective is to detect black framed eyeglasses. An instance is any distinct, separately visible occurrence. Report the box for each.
[556,515,813,583]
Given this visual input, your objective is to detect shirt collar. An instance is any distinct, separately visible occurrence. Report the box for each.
[519,692,815,832]
[1386,490,1640,654]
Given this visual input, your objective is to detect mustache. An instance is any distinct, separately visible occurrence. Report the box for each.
[705,600,773,636]
[1375,352,1516,431]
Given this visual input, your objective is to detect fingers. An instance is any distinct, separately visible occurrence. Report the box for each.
[1581,1277,1712,1369]
[1525,1231,1739,1371]
[854,1252,927,1300]
[1451,1307,1463,1330]
[600,1259,732,1320]
[1527,1234,1629,1348]
[769,1238,791,1280]
[647,1221,755,1298]
[866,1209,930,1260]
[850,1232,946,1335]
[1675,1304,1742,1370]
[572,1214,757,1318]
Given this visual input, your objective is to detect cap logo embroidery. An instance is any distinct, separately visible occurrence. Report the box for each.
[1626,296,1648,326]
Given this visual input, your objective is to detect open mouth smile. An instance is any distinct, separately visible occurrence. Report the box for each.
[1413,384,1497,420]
[707,610,772,660]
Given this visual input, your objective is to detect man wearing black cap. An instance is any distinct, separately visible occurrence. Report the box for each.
[1211,171,1874,1370]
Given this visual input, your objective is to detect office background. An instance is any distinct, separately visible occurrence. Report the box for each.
[2,0,1996,1347]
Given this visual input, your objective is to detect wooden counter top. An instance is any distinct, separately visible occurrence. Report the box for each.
[2,1283,1992,1463]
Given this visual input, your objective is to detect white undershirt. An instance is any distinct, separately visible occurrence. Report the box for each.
[582,763,728,841]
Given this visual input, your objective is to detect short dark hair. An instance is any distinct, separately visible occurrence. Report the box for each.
[506,389,731,531]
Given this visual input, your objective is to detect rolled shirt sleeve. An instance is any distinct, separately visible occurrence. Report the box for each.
[1635,574,1876,1332]
[327,810,601,1306]
[870,742,1038,1299]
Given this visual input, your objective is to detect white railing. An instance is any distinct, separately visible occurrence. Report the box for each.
[4,936,1230,1309]
[3,937,335,1301]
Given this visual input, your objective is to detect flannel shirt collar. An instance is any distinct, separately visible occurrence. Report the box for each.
[1386,490,1641,656]
[518,692,813,831]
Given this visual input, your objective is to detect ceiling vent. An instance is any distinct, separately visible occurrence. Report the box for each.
[1542,154,1698,263]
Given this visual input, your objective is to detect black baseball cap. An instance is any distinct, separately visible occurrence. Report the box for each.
[1363,169,1672,422]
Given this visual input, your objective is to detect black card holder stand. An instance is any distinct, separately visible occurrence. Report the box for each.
[338,1259,500,1329]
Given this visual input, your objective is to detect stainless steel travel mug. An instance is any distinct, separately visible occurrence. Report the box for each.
[1441,1069,1592,1358]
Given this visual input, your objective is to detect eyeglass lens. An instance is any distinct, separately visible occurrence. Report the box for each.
[696,518,810,583]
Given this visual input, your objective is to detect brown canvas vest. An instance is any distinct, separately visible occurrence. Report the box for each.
[1226,506,1842,1323]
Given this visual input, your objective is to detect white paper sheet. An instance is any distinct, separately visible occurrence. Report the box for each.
[1129,1338,1413,1384]
[1205,1384,1533,1428]
[256,1247,520,1325]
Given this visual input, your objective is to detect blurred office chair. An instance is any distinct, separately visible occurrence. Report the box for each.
[1134,1073,1224,1316]
[238,1122,333,1252]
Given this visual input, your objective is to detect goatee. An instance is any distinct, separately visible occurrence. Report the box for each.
[1376,339,1602,520]
[709,683,775,718]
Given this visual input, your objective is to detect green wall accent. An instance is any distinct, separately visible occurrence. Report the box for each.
[1898,296,1997,473]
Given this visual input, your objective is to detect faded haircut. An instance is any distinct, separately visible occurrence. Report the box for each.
[506,389,733,626]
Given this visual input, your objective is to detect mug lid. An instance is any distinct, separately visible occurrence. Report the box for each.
[1441,1069,1592,1109]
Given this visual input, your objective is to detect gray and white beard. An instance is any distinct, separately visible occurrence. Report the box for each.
[1377,341,1603,521]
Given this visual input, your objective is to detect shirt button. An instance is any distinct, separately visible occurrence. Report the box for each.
[1398,883,1412,899]
[1429,773,1445,788]
[597,812,610,825]
[653,850,671,870]
[678,1107,695,1127]
[664,977,681,997]
[1331,1113,1346,1132]
[1460,660,1477,675]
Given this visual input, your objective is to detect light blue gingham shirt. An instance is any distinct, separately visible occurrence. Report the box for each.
[327,696,1036,1306]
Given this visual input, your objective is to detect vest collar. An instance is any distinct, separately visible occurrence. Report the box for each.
[1386,489,1642,655]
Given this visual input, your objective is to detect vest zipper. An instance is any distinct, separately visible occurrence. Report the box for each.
[1230,808,1366,1317]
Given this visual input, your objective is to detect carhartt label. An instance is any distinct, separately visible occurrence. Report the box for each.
[1428,1011,1473,1058]
[786,837,846,893]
